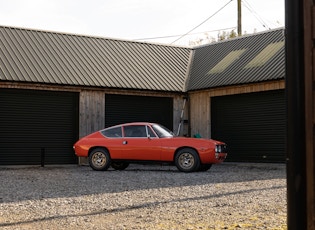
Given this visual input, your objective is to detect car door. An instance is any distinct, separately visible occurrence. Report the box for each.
[100,126,124,159]
[121,124,161,160]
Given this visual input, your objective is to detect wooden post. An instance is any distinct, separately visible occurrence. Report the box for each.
[237,0,242,36]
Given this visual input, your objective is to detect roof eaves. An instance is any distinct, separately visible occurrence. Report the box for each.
[192,27,285,50]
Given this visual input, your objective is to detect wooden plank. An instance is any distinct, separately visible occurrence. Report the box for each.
[80,90,105,138]
[189,92,210,138]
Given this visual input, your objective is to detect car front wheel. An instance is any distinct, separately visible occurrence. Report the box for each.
[89,148,111,171]
[175,148,200,172]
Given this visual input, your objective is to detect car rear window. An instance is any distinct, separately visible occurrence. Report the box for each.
[101,127,122,138]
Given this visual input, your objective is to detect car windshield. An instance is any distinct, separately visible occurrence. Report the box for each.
[152,124,173,138]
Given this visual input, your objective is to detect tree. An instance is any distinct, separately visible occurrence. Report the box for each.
[189,29,239,46]
[218,30,238,41]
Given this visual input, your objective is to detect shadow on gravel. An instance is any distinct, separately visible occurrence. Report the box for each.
[0,183,286,228]
[0,163,286,203]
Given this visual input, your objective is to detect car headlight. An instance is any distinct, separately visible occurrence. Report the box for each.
[215,144,227,153]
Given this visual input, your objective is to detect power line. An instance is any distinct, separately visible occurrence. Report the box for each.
[170,0,234,44]
[133,27,237,41]
[134,0,278,44]
[242,0,271,30]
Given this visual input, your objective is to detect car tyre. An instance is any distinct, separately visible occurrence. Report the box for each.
[89,148,111,171]
[111,162,129,170]
[198,164,212,171]
[175,148,200,172]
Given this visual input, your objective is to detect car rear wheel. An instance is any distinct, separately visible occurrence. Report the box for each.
[175,148,200,172]
[111,162,129,170]
[89,148,111,171]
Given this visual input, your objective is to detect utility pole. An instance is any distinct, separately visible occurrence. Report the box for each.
[237,0,242,36]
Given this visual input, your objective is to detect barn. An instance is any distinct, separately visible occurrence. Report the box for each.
[188,28,285,162]
[0,25,285,165]
[0,26,191,165]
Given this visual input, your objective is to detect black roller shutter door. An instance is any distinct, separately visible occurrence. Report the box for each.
[211,90,285,163]
[105,94,173,130]
[0,89,79,165]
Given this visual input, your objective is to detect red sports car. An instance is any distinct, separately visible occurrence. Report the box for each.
[73,122,227,172]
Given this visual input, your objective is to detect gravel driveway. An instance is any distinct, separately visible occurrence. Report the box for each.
[0,163,287,230]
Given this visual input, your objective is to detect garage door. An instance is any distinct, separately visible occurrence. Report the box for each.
[211,90,285,163]
[0,89,79,165]
[105,94,173,130]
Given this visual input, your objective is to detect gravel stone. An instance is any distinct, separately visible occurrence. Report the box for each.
[0,163,287,229]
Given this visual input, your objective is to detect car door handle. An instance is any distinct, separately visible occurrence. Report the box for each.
[123,141,128,145]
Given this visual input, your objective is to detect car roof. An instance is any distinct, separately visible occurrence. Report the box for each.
[107,122,156,129]
[123,122,155,125]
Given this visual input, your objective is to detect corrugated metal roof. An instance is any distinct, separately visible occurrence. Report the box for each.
[0,26,192,92]
[187,28,285,91]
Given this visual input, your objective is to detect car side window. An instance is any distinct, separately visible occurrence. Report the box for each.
[124,125,147,137]
[146,126,157,138]
[101,127,122,138]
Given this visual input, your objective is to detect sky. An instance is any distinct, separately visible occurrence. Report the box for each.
[0,0,285,46]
